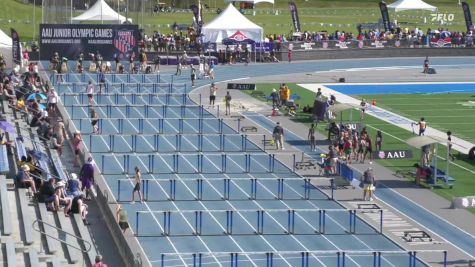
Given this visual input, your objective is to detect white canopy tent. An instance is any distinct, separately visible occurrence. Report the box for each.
[387,0,437,12]
[202,4,263,43]
[71,0,130,24]
[0,29,12,68]
[224,0,274,3]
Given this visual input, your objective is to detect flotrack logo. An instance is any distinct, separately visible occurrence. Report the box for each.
[431,13,455,22]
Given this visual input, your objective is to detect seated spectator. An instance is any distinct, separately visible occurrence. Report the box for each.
[17,165,37,194]
[25,155,42,188]
[66,173,81,198]
[55,180,72,216]
[37,118,50,140]
[69,193,90,225]
[39,178,59,211]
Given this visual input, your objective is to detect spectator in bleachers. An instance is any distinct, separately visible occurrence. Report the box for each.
[66,173,81,198]
[37,118,50,140]
[17,165,37,194]
[53,118,67,146]
[92,255,107,267]
[47,88,58,113]
[72,131,83,167]
[69,193,90,225]
[116,205,129,233]
[39,177,59,211]
[54,180,73,216]
[79,157,95,200]
[50,133,63,156]
[3,80,16,104]
[26,155,42,188]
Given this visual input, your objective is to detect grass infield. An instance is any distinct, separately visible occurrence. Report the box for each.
[243,83,475,211]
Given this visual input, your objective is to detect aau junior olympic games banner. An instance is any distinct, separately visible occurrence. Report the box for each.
[39,24,140,61]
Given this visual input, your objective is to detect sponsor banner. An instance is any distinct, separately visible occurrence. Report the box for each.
[253,42,274,52]
[379,2,391,32]
[39,24,140,61]
[430,38,452,48]
[452,196,475,209]
[11,28,21,66]
[373,150,413,160]
[227,83,256,90]
[462,2,473,32]
[190,3,204,35]
[288,2,301,33]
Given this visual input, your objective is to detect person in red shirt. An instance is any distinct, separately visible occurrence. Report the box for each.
[92,255,108,267]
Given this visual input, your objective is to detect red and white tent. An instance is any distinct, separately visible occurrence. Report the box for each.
[201,4,263,43]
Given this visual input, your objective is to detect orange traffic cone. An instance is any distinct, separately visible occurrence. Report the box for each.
[372,99,377,106]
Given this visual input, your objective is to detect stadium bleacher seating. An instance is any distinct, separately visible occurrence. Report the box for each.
[0,144,10,173]
[57,212,80,264]
[18,188,34,245]
[38,203,59,254]
[0,175,12,236]
[5,239,17,267]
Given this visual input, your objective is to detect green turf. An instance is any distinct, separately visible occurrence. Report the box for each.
[244,84,475,212]
[356,93,475,144]
[1,0,475,42]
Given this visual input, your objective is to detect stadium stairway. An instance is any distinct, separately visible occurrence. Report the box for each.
[0,100,101,266]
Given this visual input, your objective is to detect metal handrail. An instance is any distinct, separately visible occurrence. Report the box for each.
[32,219,92,253]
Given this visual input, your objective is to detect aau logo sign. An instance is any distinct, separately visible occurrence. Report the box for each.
[114,30,136,54]
[374,150,412,159]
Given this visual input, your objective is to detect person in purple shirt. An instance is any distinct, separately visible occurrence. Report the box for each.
[79,157,95,200]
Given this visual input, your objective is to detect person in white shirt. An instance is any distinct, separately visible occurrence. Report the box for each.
[209,83,218,108]
[47,88,58,113]
[86,81,95,105]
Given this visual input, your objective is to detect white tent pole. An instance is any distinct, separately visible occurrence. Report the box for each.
[118,0,120,23]
[101,0,103,24]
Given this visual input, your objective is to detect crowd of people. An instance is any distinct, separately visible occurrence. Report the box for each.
[0,57,95,225]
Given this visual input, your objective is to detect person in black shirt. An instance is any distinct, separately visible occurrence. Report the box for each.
[39,178,59,211]
[69,193,90,225]
[272,122,285,150]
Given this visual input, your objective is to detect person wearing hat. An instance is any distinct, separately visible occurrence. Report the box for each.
[209,83,218,108]
[66,173,81,197]
[55,180,72,216]
[17,165,37,194]
[79,157,95,200]
[363,164,375,201]
[272,122,285,150]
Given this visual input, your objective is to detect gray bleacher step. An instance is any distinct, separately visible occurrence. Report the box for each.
[29,248,40,267]
[72,214,96,265]
[0,175,12,235]
[5,239,17,267]
[38,203,59,254]
[49,259,62,267]
[18,188,34,245]
[56,213,80,264]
